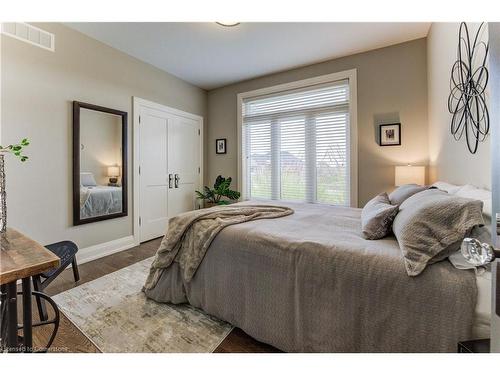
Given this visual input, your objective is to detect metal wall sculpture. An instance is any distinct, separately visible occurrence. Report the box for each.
[448,22,490,154]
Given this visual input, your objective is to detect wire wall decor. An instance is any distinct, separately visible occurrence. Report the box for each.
[448,22,490,154]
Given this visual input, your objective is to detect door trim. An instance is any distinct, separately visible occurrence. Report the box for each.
[132,97,204,245]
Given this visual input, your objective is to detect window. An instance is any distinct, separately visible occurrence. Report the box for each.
[240,72,356,206]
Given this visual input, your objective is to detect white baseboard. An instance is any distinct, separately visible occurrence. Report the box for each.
[76,235,136,265]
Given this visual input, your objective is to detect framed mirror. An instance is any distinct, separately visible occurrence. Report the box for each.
[73,101,128,225]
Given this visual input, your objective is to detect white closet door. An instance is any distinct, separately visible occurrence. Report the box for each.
[139,108,169,242]
[167,115,201,218]
[136,99,202,244]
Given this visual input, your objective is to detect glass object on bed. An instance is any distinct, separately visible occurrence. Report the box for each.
[73,101,128,225]
[461,237,496,266]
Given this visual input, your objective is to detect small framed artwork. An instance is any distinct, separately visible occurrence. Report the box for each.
[379,123,401,146]
[216,138,227,154]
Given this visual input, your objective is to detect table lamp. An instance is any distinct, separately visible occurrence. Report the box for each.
[395,165,425,186]
[107,166,120,185]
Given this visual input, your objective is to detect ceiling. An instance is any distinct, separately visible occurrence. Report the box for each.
[67,22,431,90]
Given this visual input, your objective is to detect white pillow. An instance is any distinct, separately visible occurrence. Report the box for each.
[455,184,492,219]
[431,181,461,194]
[80,172,97,187]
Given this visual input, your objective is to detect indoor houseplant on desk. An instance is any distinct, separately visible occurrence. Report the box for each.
[0,138,30,233]
[196,175,240,208]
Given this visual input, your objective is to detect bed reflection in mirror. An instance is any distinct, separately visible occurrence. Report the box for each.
[73,101,128,225]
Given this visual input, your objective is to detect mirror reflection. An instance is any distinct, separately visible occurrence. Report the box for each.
[73,102,127,225]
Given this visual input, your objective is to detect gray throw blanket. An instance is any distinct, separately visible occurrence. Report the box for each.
[144,204,294,290]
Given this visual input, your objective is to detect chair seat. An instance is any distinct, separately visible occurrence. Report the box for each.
[41,241,79,278]
[34,241,80,322]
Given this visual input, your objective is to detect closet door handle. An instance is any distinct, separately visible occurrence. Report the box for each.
[174,174,180,188]
[168,174,173,189]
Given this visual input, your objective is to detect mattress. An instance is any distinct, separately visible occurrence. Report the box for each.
[473,269,492,338]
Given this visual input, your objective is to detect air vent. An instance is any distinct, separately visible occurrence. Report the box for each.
[1,23,55,52]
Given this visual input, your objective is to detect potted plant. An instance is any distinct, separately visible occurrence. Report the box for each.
[0,138,30,233]
[195,175,240,208]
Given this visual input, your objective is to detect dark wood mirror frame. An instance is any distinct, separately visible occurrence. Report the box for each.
[72,101,128,226]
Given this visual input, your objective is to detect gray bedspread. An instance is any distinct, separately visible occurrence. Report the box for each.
[144,204,294,288]
[144,201,477,352]
[80,186,122,219]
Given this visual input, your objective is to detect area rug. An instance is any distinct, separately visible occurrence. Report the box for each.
[52,258,233,353]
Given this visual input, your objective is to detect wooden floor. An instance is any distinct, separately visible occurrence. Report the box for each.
[32,238,280,353]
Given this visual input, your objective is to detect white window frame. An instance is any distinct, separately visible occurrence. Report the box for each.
[237,69,358,207]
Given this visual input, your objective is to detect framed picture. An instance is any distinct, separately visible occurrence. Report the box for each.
[216,138,227,154]
[379,123,401,146]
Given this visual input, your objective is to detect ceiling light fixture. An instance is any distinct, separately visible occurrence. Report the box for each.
[216,22,240,27]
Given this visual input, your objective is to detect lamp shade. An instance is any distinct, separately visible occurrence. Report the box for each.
[107,166,120,177]
[395,165,425,186]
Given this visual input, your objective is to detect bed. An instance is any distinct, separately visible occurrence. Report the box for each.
[144,201,490,352]
[80,185,122,219]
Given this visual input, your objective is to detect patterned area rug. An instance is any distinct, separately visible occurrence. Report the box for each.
[52,258,233,353]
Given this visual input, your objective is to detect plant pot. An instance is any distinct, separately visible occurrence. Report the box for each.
[0,154,6,233]
[204,201,218,209]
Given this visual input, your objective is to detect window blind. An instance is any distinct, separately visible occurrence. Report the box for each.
[242,80,350,206]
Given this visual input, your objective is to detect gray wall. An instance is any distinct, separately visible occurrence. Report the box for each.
[427,23,491,188]
[1,22,207,249]
[488,22,500,353]
[207,38,429,207]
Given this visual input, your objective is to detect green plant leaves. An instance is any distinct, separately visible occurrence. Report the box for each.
[196,175,240,204]
[0,138,30,162]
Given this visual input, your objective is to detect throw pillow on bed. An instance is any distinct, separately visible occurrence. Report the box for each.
[388,184,428,206]
[80,172,97,187]
[361,193,399,240]
[392,189,485,276]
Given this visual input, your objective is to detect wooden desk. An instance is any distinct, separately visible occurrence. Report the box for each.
[1,228,60,352]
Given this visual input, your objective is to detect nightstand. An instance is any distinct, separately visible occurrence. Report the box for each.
[458,339,490,353]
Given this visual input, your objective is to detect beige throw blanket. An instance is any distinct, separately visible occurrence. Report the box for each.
[144,204,294,290]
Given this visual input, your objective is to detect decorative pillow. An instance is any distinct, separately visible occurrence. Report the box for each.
[80,172,97,187]
[361,193,399,240]
[455,184,492,219]
[392,189,485,276]
[431,181,461,194]
[388,184,428,206]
